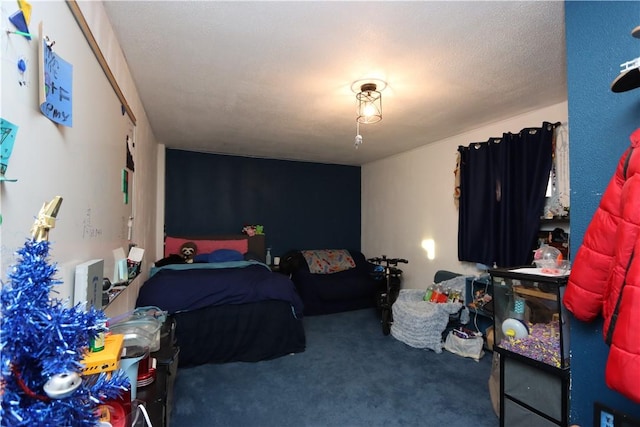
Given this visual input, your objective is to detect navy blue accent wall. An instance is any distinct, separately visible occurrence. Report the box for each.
[566,1,640,425]
[165,149,361,257]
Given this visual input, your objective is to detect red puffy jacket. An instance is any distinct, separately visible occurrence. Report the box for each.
[563,128,640,403]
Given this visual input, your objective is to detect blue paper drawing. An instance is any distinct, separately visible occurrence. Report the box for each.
[0,118,19,181]
[8,10,30,40]
[40,39,73,127]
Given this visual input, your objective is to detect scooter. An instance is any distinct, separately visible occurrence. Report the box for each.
[368,255,408,335]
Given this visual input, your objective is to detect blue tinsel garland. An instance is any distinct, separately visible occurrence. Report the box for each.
[1,240,129,426]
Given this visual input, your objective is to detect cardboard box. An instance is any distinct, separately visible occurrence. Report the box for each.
[485,325,495,350]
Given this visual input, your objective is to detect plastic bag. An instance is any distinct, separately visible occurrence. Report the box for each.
[443,330,485,361]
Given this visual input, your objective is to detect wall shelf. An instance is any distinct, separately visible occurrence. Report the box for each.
[540,215,569,224]
[104,275,140,309]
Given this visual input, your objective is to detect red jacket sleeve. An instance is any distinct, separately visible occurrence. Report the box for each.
[564,129,640,322]
[563,150,628,321]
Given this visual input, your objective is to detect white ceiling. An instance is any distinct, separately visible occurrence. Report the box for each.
[102,1,567,166]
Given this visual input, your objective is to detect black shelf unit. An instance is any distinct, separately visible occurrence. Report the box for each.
[489,268,570,427]
[538,215,570,260]
[497,347,570,427]
[136,318,180,427]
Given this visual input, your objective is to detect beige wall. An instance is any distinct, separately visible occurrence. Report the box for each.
[0,1,160,318]
[361,101,569,290]
[74,2,160,317]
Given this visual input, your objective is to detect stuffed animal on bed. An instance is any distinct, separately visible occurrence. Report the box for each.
[154,241,199,267]
[180,242,198,263]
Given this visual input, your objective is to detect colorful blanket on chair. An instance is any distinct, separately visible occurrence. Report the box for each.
[301,249,356,274]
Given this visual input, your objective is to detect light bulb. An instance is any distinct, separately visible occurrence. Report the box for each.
[363,103,376,117]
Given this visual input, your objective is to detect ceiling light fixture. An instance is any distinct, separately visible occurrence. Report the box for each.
[356,82,383,124]
[351,79,387,149]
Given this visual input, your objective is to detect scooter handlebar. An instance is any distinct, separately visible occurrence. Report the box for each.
[367,256,409,265]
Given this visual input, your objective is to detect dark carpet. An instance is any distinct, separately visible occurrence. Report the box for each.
[170,308,498,427]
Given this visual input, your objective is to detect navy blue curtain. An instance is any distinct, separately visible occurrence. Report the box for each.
[457,122,556,267]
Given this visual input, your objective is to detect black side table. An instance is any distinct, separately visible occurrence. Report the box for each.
[136,318,180,427]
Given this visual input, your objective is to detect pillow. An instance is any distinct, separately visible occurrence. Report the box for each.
[301,249,356,274]
[193,253,209,263]
[207,249,244,263]
[164,236,248,258]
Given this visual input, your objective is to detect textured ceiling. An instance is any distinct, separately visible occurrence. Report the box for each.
[103,1,567,166]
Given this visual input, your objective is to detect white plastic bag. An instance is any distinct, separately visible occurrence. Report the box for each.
[443,330,485,361]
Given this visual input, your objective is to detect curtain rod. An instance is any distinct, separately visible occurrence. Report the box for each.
[457,121,563,150]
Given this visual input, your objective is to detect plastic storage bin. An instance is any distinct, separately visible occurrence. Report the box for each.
[109,317,162,352]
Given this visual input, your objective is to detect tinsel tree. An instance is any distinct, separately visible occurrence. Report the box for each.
[0,197,129,426]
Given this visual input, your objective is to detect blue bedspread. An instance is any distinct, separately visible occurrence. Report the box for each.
[136,261,304,317]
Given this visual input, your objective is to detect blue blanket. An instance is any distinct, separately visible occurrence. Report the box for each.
[136,262,304,317]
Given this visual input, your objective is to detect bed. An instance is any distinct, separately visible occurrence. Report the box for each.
[135,234,306,367]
